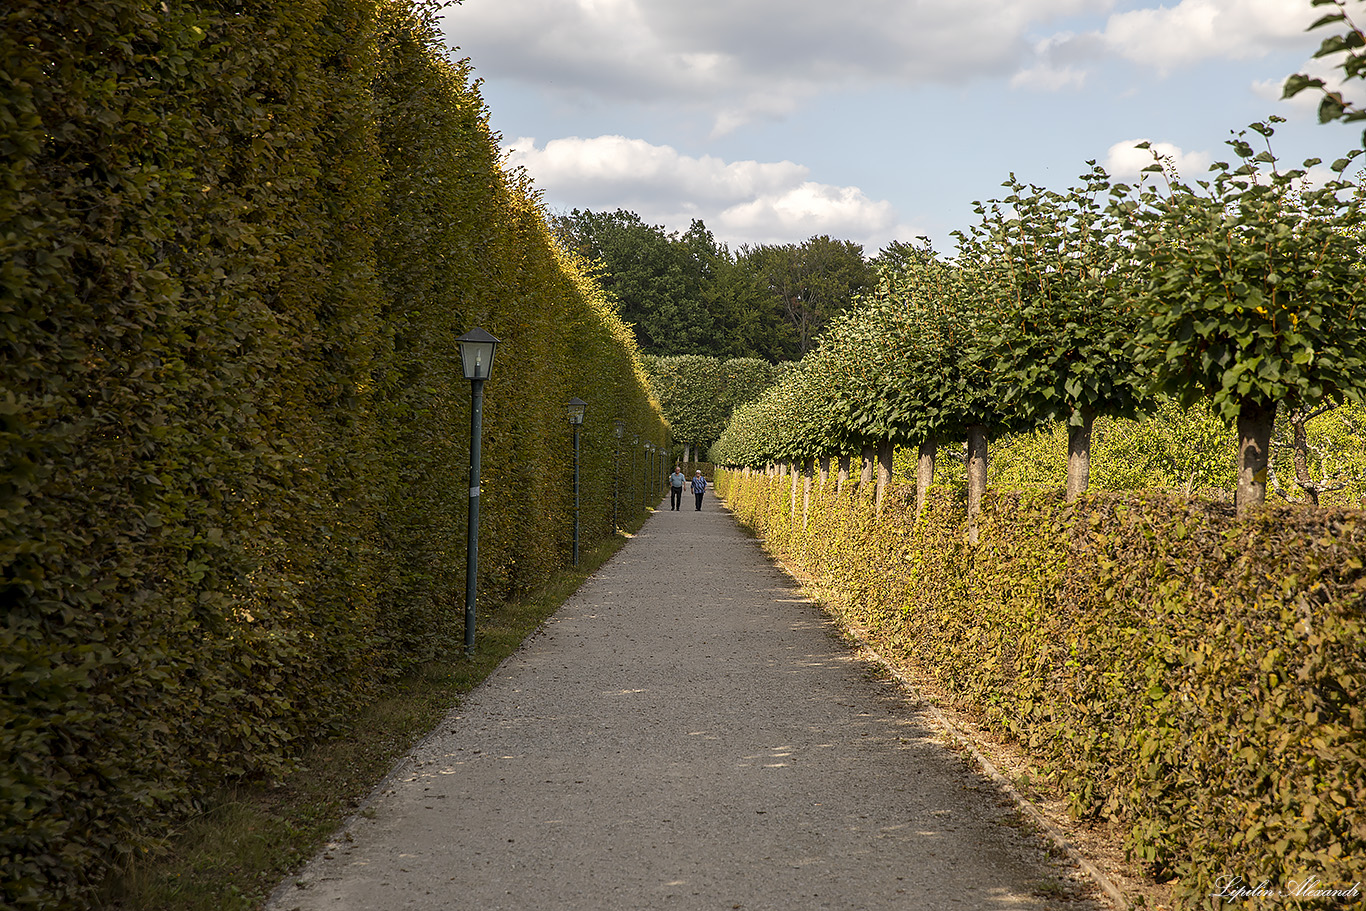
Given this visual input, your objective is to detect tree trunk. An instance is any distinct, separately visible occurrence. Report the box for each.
[790,462,800,516]
[967,424,989,545]
[1065,411,1094,503]
[802,459,813,530]
[1236,402,1275,513]
[860,445,875,486]
[1292,414,1318,505]
[1289,403,1338,505]
[916,440,936,517]
[818,456,829,487]
[875,440,893,513]
[837,454,850,494]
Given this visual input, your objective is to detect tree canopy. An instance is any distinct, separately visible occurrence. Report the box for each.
[713,119,1366,512]
[551,210,873,362]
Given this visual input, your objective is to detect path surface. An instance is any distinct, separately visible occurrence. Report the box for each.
[267,492,1103,911]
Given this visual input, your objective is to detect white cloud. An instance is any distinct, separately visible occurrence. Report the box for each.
[1098,0,1320,71]
[1012,62,1087,91]
[505,135,808,202]
[717,182,901,244]
[503,135,913,250]
[1010,29,1098,91]
[1104,139,1212,180]
[445,0,1106,130]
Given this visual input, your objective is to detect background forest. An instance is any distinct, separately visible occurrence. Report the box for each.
[550,209,876,362]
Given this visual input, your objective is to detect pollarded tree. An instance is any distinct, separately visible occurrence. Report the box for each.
[923,245,1031,537]
[710,375,797,471]
[962,165,1150,501]
[814,302,894,487]
[809,296,924,504]
[829,251,972,512]
[1122,120,1366,511]
[822,244,1021,526]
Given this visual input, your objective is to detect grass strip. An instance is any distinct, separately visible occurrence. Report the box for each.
[99,529,634,911]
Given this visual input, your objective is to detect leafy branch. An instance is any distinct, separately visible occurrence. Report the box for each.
[1283,0,1366,142]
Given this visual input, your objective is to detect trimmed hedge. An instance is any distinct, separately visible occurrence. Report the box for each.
[719,470,1365,909]
[1,2,663,907]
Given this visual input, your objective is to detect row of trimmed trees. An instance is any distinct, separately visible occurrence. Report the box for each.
[711,122,1366,532]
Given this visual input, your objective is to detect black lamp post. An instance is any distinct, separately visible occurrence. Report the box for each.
[567,398,586,565]
[612,419,624,533]
[643,443,652,509]
[457,327,499,657]
[630,434,638,517]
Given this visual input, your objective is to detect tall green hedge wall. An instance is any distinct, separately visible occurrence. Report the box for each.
[1,2,664,906]
[718,470,1365,910]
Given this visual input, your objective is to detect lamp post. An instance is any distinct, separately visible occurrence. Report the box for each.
[567,398,587,566]
[456,327,499,657]
[612,419,624,533]
[643,443,652,509]
[630,434,638,518]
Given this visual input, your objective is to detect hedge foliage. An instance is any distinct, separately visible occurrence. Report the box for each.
[1,2,664,906]
[719,470,1365,909]
[640,354,783,456]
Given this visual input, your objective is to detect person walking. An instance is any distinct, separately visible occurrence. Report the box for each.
[691,470,707,511]
[669,466,686,510]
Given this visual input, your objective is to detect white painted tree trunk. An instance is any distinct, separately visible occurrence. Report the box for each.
[802,459,813,530]
[1236,402,1275,513]
[875,441,893,513]
[967,425,989,545]
[916,440,936,516]
[1066,412,1094,503]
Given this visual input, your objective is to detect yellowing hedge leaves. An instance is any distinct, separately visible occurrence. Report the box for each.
[720,469,1365,908]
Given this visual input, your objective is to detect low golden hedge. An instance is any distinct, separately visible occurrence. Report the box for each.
[720,470,1365,909]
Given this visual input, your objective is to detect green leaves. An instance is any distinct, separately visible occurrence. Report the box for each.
[3,2,666,907]
[958,165,1149,433]
[1123,125,1366,430]
[723,470,1366,909]
[1283,0,1366,138]
[644,355,775,450]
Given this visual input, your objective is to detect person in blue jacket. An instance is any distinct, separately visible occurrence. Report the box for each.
[691,470,707,511]
[669,466,686,510]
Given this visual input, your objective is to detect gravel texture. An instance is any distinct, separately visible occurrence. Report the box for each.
[267,492,1105,911]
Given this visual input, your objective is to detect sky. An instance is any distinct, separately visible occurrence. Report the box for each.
[437,0,1362,256]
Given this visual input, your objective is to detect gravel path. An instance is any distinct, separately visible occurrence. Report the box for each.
[267,492,1104,911]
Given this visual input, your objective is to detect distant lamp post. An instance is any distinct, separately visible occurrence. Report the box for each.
[630,434,639,517]
[613,419,625,533]
[456,327,499,657]
[567,398,587,566]
[643,443,653,508]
